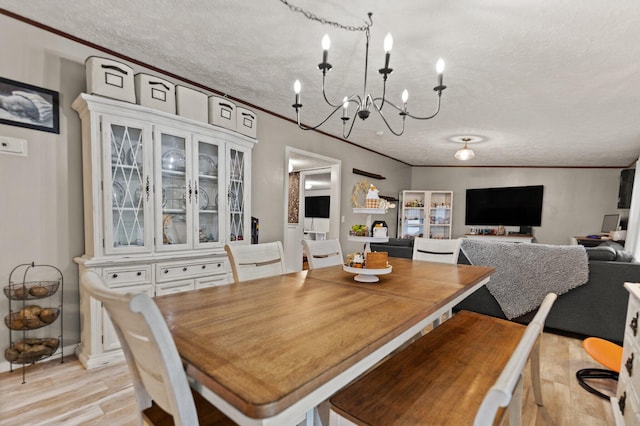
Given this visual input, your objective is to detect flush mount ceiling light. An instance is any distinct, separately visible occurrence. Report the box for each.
[452,136,483,161]
[282,1,447,139]
[455,140,475,161]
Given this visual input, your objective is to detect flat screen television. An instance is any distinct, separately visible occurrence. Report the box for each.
[305,195,330,218]
[465,185,544,226]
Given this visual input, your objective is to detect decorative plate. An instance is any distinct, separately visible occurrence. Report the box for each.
[164,186,185,210]
[127,144,143,168]
[112,181,125,207]
[132,181,144,207]
[163,214,186,245]
[198,188,209,210]
[162,149,186,172]
[198,154,217,176]
[111,139,122,164]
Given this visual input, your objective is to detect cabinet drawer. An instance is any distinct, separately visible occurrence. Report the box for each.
[622,334,640,392]
[156,279,195,296]
[626,293,640,346]
[196,274,231,289]
[617,372,640,425]
[156,260,226,282]
[103,266,151,286]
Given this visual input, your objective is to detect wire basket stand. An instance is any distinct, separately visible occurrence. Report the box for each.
[4,262,64,383]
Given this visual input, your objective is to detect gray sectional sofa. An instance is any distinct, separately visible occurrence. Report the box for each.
[371,239,640,344]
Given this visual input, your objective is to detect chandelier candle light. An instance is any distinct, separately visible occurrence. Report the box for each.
[291,12,447,139]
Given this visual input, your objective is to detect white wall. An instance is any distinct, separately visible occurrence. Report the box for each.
[0,15,87,363]
[251,111,411,255]
[412,167,626,245]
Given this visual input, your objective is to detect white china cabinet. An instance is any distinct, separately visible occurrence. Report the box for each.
[72,93,256,368]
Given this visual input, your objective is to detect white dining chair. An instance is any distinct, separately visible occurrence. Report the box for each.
[412,237,462,264]
[302,239,344,270]
[80,270,234,426]
[329,293,557,426]
[474,293,557,425]
[225,241,286,282]
[413,237,462,327]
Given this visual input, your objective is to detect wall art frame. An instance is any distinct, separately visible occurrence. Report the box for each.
[0,77,60,134]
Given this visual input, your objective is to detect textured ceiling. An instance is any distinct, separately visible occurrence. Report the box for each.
[2,0,640,167]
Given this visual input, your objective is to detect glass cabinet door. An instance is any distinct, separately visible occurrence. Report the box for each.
[428,192,452,239]
[103,117,153,254]
[398,191,426,239]
[228,147,247,243]
[156,127,192,251]
[194,136,223,248]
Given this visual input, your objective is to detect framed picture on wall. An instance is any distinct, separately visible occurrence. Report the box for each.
[0,77,60,134]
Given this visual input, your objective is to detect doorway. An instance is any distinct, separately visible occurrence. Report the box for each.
[283,147,341,272]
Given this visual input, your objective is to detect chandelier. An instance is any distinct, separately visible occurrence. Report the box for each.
[289,10,447,139]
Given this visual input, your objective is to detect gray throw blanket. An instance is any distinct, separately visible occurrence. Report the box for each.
[460,239,589,319]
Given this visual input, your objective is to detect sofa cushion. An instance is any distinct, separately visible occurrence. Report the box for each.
[586,246,617,261]
[381,238,414,247]
[589,240,636,262]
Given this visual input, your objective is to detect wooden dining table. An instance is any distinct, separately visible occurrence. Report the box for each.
[154,257,494,426]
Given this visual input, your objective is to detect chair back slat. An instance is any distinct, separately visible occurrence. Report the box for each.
[225,241,286,282]
[302,239,344,270]
[412,237,461,264]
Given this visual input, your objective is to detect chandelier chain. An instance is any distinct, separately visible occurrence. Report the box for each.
[278,0,371,32]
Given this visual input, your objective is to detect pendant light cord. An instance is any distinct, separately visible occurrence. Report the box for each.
[278,0,372,32]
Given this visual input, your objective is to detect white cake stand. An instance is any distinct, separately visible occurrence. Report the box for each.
[343,264,392,283]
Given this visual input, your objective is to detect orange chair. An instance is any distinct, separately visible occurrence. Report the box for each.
[576,337,623,400]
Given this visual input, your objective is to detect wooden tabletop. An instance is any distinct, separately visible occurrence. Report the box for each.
[154,258,494,424]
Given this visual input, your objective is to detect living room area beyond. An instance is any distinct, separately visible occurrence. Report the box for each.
[407,166,626,247]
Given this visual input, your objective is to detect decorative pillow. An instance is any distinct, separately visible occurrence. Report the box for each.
[597,240,635,262]
[616,250,635,262]
[600,240,625,251]
[586,246,617,261]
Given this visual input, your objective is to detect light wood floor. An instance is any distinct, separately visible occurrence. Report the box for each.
[0,332,615,425]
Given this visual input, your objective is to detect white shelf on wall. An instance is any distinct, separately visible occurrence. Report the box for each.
[347,236,390,243]
[350,208,389,253]
[353,208,387,215]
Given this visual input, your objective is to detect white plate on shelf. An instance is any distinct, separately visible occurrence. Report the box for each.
[112,181,125,207]
[132,183,145,207]
[163,214,186,244]
[162,149,186,172]
[198,154,217,176]
[111,139,122,164]
[127,145,143,167]
[164,186,185,210]
[198,188,209,210]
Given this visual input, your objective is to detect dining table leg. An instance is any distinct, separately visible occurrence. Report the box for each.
[303,407,322,425]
